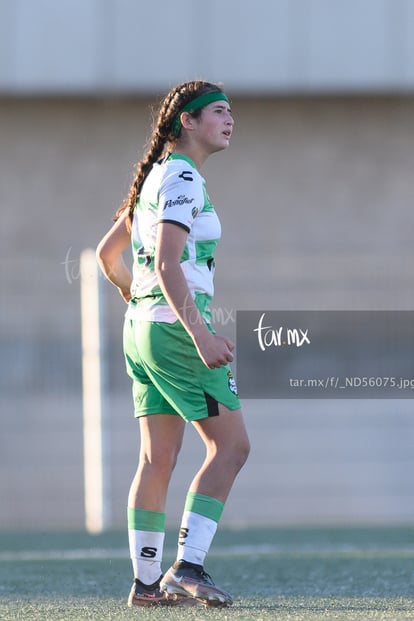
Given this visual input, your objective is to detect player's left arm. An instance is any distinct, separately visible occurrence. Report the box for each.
[96,209,132,303]
[155,222,234,369]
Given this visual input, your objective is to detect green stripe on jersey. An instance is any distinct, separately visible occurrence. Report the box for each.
[195,240,218,265]
[202,186,214,212]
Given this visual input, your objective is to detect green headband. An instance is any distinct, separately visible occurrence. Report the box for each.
[172,91,229,136]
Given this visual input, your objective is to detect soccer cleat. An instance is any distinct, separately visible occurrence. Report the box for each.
[127,576,170,607]
[160,560,233,607]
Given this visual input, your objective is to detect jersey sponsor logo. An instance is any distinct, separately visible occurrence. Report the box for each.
[164,195,195,210]
[227,370,238,396]
[178,170,193,181]
[140,546,157,558]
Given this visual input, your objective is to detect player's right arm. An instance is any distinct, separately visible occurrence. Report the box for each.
[96,209,132,303]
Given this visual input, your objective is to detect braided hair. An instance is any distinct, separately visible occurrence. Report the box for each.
[115,80,224,222]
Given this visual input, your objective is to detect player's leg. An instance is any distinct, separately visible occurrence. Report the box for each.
[190,405,250,502]
[123,317,181,605]
[128,413,185,607]
[161,406,250,606]
[128,413,185,510]
[131,319,249,605]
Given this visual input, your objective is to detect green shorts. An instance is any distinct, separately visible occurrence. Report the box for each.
[123,318,241,422]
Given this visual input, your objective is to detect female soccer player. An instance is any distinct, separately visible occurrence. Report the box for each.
[96,80,250,608]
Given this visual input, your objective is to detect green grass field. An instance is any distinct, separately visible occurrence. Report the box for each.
[1,527,413,620]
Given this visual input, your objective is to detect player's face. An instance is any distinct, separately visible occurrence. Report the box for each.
[195,101,234,153]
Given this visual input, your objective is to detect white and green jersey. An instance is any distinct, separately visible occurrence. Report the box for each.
[125,153,221,323]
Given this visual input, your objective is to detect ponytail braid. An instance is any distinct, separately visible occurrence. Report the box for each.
[114,80,224,222]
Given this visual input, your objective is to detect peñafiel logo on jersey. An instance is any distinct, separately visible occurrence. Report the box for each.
[164,195,195,209]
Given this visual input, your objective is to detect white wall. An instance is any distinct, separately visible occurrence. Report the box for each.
[1,0,414,94]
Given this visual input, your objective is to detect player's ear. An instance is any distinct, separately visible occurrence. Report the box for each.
[180,112,195,131]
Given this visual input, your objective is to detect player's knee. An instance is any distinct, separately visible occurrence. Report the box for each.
[222,435,250,474]
[235,435,250,470]
[141,444,181,478]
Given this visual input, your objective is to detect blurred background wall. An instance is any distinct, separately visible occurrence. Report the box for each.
[1,0,414,530]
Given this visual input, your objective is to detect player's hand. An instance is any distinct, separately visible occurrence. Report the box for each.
[118,287,131,303]
[193,331,235,369]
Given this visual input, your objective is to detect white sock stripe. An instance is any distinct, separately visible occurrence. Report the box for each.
[180,511,218,531]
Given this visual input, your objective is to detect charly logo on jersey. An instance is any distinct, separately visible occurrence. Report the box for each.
[164,195,195,210]
[227,370,238,396]
[178,170,193,181]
